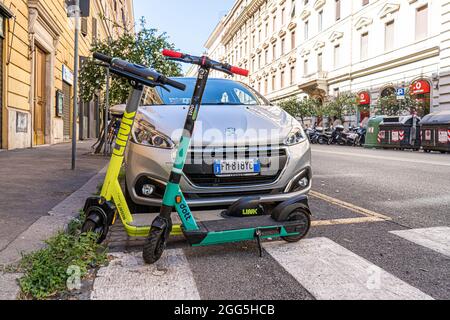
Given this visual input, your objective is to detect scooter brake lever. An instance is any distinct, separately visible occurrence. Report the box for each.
[157,84,171,92]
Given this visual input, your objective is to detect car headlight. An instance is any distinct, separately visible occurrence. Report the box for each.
[284,127,307,146]
[132,119,174,149]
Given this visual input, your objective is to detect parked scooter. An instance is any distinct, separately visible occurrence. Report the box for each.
[328,125,352,145]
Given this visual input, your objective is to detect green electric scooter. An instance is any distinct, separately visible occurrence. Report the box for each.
[142,50,311,264]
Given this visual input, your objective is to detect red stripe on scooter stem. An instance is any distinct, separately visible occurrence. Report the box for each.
[162,49,183,58]
[230,66,249,77]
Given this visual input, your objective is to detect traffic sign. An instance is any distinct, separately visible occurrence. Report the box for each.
[396,88,405,100]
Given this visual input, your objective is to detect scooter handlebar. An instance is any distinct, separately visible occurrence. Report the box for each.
[162,49,184,59]
[93,52,113,64]
[93,52,186,91]
[162,49,249,77]
[230,66,249,77]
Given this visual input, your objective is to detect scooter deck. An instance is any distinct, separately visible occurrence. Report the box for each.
[201,215,286,232]
[127,210,225,228]
[183,215,303,246]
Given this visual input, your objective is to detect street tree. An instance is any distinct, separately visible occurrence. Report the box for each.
[79,17,182,153]
[375,89,420,116]
[325,92,357,122]
[79,17,182,106]
[279,97,319,124]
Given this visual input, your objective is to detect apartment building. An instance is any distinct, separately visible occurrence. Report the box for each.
[205,0,449,122]
[0,0,134,150]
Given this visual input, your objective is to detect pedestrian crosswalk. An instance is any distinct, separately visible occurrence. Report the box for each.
[91,226,450,300]
[390,227,450,258]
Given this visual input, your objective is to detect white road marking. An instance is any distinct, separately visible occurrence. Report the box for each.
[91,249,200,300]
[313,149,450,167]
[264,238,433,300]
[390,227,450,257]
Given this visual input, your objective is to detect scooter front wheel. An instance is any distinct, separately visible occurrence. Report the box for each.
[143,226,169,264]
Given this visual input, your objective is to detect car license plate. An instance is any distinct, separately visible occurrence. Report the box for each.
[214,159,261,176]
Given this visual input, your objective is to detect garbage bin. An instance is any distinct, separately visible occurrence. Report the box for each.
[420,110,450,153]
[364,116,385,148]
[378,115,421,150]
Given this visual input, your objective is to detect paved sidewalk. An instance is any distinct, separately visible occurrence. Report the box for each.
[0,140,108,252]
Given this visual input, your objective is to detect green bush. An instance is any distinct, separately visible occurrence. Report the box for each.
[19,230,107,299]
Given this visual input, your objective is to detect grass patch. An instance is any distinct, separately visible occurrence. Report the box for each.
[18,212,107,300]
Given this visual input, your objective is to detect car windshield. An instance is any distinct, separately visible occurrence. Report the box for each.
[153,78,270,106]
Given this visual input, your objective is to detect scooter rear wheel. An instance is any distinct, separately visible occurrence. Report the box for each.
[143,227,168,264]
[282,208,311,243]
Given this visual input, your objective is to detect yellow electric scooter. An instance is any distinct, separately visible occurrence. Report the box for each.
[81,52,186,242]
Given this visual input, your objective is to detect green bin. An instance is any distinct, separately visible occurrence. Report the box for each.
[364,116,385,148]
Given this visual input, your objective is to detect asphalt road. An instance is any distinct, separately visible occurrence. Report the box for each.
[91,145,449,300]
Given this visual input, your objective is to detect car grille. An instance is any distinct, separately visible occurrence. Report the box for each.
[183,145,287,188]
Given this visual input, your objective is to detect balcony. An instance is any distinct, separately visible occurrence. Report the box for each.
[298,71,329,96]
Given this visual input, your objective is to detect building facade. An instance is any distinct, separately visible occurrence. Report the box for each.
[0,0,134,150]
[204,0,450,123]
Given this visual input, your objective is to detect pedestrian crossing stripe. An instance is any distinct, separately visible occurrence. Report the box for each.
[390,227,450,258]
[264,238,433,300]
[90,232,443,300]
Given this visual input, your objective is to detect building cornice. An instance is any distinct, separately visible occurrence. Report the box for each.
[222,0,266,46]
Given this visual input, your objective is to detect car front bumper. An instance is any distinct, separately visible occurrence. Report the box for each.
[125,140,312,208]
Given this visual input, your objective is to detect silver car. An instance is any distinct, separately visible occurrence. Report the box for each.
[125,78,311,209]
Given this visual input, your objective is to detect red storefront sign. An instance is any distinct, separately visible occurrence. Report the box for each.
[411,80,431,95]
[358,92,371,105]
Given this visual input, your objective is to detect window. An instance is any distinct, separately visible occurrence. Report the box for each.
[304,21,309,40]
[272,75,276,91]
[258,54,262,68]
[258,29,262,43]
[273,15,277,32]
[291,31,296,49]
[273,43,277,59]
[415,5,428,41]
[317,53,323,71]
[335,0,341,21]
[265,49,269,65]
[334,44,340,68]
[290,65,296,85]
[385,21,394,51]
[281,38,286,55]
[264,78,268,94]
[361,32,369,60]
[265,23,269,38]
[280,70,285,88]
[304,59,308,75]
[281,7,286,25]
[362,0,369,6]
[318,11,323,32]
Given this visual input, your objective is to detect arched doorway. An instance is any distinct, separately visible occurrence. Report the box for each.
[381,87,395,98]
[357,91,371,125]
[410,79,431,116]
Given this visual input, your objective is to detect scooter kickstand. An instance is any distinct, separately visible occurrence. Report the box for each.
[255,229,263,258]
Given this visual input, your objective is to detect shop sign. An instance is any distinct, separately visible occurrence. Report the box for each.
[411,80,430,95]
[358,92,370,105]
[62,65,74,86]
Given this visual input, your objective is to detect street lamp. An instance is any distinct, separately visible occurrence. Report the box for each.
[66,0,90,170]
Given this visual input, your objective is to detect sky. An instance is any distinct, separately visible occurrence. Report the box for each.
[133,0,236,72]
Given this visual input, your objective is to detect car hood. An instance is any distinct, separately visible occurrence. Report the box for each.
[136,104,299,146]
